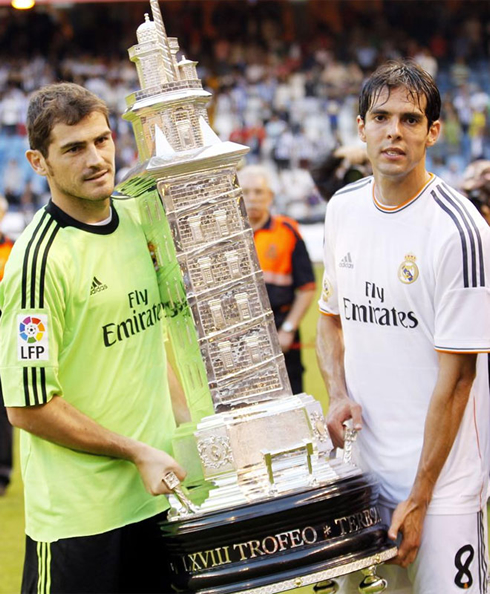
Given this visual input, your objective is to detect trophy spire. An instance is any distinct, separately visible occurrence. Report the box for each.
[149,0,178,81]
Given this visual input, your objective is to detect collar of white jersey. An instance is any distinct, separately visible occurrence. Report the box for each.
[372,173,436,214]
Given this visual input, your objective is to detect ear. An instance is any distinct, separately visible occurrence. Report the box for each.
[25,149,48,177]
[357,115,366,143]
[426,120,441,148]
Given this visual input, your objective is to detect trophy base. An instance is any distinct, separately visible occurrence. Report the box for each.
[159,474,397,593]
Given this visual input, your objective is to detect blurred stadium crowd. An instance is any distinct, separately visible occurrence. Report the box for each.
[0,0,490,228]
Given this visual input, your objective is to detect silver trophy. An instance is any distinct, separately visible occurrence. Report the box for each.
[115,4,397,593]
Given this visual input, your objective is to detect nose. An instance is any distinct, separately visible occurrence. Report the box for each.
[85,144,105,168]
[386,117,402,140]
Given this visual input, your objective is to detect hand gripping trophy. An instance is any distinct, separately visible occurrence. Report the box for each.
[115,3,397,593]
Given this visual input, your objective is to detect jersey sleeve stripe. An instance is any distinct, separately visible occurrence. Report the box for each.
[23,367,30,406]
[434,346,490,353]
[31,367,39,405]
[40,367,47,403]
[442,182,485,287]
[21,213,61,310]
[431,188,470,288]
[436,185,480,286]
[39,225,61,309]
[22,365,48,406]
[30,218,56,308]
[21,212,49,309]
[432,184,485,288]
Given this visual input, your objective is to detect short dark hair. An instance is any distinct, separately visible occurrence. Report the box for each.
[358,60,441,127]
[27,82,110,157]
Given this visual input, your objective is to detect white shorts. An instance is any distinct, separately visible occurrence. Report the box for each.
[337,504,488,594]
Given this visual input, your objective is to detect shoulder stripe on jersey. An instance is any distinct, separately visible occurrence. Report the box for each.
[441,182,485,287]
[22,212,61,309]
[30,218,56,308]
[431,188,469,287]
[22,212,49,309]
[39,226,61,308]
[435,185,475,286]
[21,210,61,405]
[334,176,372,196]
[432,184,485,288]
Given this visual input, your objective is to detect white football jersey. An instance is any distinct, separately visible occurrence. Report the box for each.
[319,174,490,512]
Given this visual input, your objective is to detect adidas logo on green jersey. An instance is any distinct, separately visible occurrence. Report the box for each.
[90,276,108,295]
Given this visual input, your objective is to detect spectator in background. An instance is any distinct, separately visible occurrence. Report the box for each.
[238,165,316,394]
[3,158,25,206]
[0,194,15,496]
[310,144,371,203]
[461,159,490,225]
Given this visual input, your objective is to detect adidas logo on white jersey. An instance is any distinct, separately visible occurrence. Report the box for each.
[90,276,108,295]
[339,253,354,269]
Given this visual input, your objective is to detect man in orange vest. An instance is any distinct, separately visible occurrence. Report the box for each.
[0,194,14,496]
[238,165,316,394]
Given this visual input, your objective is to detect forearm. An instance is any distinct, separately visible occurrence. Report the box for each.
[316,313,361,446]
[8,396,144,463]
[316,313,348,400]
[8,395,186,495]
[410,352,477,506]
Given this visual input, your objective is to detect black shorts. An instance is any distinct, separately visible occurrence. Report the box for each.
[22,512,173,594]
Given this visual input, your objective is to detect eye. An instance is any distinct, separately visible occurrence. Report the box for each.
[373,114,386,122]
[96,134,111,146]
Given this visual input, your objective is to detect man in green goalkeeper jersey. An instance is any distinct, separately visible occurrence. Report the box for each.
[0,82,187,593]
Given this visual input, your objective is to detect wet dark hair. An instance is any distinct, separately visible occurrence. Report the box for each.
[358,60,441,128]
[27,82,110,157]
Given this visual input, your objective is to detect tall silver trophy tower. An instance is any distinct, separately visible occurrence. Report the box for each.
[116,3,397,593]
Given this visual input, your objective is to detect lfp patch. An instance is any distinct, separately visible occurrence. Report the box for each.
[17,314,49,361]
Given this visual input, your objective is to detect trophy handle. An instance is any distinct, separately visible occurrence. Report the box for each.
[358,565,388,593]
[263,440,317,494]
[342,426,358,465]
[313,579,339,592]
[162,470,199,516]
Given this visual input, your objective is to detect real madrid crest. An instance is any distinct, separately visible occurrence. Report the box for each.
[398,253,419,284]
[322,276,333,301]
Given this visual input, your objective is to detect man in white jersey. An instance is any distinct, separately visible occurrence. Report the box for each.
[317,60,490,593]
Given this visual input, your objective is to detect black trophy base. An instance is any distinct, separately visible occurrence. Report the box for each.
[159,474,397,594]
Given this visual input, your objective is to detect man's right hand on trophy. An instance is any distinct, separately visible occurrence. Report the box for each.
[326,397,362,449]
[132,442,187,496]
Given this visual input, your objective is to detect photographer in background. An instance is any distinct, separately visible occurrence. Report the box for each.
[461,159,490,225]
[310,145,371,202]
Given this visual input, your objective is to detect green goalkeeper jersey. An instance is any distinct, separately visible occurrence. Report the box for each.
[0,198,175,542]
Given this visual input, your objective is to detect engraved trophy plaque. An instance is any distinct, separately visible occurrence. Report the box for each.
[115,4,397,593]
